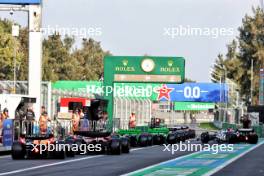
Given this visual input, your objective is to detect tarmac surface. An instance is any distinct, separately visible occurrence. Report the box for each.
[0,139,263,176]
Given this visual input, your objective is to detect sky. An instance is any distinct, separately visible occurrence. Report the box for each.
[0,0,262,82]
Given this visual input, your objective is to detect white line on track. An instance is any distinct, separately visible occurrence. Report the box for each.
[130,145,156,152]
[0,145,158,176]
[0,156,10,159]
[203,140,264,176]
[122,151,194,176]
[0,155,103,176]
[123,141,264,176]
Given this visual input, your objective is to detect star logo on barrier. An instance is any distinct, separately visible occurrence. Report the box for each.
[157,84,174,100]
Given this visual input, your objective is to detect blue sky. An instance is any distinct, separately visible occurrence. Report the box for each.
[0,0,262,82]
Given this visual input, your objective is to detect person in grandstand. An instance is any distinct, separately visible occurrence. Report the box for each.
[78,108,85,119]
[25,107,35,135]
[72,110,80,132]
[129,112,136,129]
[41,106,47,116]
[2,108,9,120]
[39,112,51,134]
[240,114,251,129]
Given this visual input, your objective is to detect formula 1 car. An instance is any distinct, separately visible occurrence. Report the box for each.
[200,128,258,144]
[236,128,258,144]
[12,133,75,159]
[137,133,153,147]
[67,131,130,155]
[167,126,196,144]
[201,130,237,144]
[121,131,165,147]
[117,130,154,147]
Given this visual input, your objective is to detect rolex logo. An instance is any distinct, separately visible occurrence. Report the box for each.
[122,59,128,66]
[168,60,173,67]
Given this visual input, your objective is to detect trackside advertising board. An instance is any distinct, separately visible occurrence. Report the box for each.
[112,83,228,103]
[2,119,13,147]
[53,81,228,103]
[0,0,40,4]
[173,102,215,111]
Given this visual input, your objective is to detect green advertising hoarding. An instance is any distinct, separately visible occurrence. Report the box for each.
[174,102,215,111]
[104,56,185,83]
[52,81,160,99]
[52,81,102,92]
[104,56,185,131]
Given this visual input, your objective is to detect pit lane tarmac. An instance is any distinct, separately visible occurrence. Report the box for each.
[0,141,196,176]
[124,139,264,176]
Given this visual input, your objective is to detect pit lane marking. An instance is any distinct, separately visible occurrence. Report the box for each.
[0,156,10,159]
[0,146,157,176]
[123,140,264,176]
[122,152,192,176]
[204,140,264,176]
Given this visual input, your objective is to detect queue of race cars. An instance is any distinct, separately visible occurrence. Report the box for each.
[11,119,197,159]
[11,116,262,160]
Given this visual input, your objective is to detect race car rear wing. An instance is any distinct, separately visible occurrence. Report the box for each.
[74,131,111,138]
[238,128,254,132]
[22,134,54,140]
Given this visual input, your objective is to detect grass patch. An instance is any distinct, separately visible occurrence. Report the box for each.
[199,122,219,131]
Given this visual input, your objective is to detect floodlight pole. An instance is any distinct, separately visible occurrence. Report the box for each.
[28,5,42,120]
[250,59,254,105]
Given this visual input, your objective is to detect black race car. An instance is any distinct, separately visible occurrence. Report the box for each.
[12,133,74,159]
[67,131,130,155]
[167,126,196,144]
[137,133,153,147]
[236,128,258,144]
[200,128,258,144]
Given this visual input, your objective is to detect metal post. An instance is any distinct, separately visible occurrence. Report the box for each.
[125,98,128,127]
[219,76,222,122]
[28,5,42,120]
[12,24,19,94]
[47,82,52,118]
[250,59,254,105]
[224,69,228,123]
[13,41,16,93]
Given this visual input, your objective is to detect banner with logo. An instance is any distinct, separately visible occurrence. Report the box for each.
[0,0,41,4]
[174,102,215,111]
[161,83,228,103]
[114,83,228,103]
[52,81,228,103]
[2,119,13,147]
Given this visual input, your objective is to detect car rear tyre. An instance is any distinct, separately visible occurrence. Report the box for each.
[201,133,210,144]
[12,142,25,160]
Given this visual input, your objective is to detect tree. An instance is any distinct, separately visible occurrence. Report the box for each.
[17,28,29,80]
[211,7,264,105]
[0,19,23,80]
[72,38,111,81]
[211,54,226,83]
[42,34,82,81]
[237,7,264,104]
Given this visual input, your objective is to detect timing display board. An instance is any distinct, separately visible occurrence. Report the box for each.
[160,83,228,103]
[0,0,41,4]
